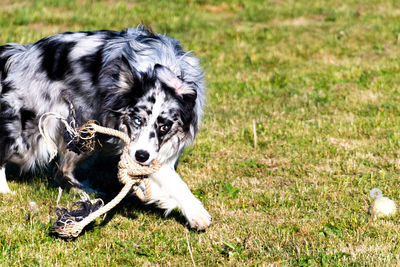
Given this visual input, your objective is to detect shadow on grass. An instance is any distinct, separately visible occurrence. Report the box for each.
[5,161,60,190]
[5,154,190,235]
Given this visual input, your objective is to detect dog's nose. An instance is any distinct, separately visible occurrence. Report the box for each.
[135,150,150,163]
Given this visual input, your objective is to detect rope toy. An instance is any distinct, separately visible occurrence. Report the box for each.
[39,113,160,238]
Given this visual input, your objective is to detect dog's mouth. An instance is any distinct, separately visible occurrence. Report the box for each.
[132,159,160,170]
[132,156,158,167]
[134,160,150,166]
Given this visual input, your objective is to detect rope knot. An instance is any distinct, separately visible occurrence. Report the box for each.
[117,150,160,202]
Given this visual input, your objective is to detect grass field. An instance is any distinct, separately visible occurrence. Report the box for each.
[2,0,400,265]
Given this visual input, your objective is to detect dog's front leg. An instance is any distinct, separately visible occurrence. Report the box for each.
[0,166,11,193]
[57,150,87,190]
[147,165,212,230]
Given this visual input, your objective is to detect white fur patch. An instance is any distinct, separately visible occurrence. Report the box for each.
[156,66,194,95]
[147,165,212,230]
[69,37,104,60]
[0,167,11,193]
[60,32,87,42]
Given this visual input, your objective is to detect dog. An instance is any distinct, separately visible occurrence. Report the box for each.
[0,26,211,230]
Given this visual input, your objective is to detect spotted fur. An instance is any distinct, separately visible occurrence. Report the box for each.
[0,27,211,230]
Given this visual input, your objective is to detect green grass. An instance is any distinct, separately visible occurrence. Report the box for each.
[3,0,400,265]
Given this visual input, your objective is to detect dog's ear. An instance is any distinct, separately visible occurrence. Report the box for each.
[154,64,195,95]
[118,55,136,93]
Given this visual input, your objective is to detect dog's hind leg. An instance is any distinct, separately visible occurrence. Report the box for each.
[0,166,11,193]
[0,99,19,194]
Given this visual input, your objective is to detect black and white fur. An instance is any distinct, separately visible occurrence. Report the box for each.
[0,27,211,230]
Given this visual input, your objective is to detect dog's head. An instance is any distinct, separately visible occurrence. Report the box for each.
[102,59,199,165]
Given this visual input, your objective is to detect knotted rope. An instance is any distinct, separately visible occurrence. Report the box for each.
[38,114,160,238]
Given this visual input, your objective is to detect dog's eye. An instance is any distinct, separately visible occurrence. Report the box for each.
[159,125,170,134]
[133,117,142,126]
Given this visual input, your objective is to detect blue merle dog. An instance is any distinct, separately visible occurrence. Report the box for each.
[0,27,211,230]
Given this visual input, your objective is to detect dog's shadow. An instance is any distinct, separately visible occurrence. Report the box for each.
[5,155,188,231]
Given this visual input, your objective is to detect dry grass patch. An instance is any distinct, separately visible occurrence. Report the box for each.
[328,137,365,150]
[271,16,325,27]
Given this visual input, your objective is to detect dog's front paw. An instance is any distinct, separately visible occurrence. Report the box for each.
[186,206,212,231]
[55,173,84,191]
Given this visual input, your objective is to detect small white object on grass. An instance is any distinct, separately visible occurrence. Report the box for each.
[369,188,396,218]
[370,188,382,199]
[29,201,38,214]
